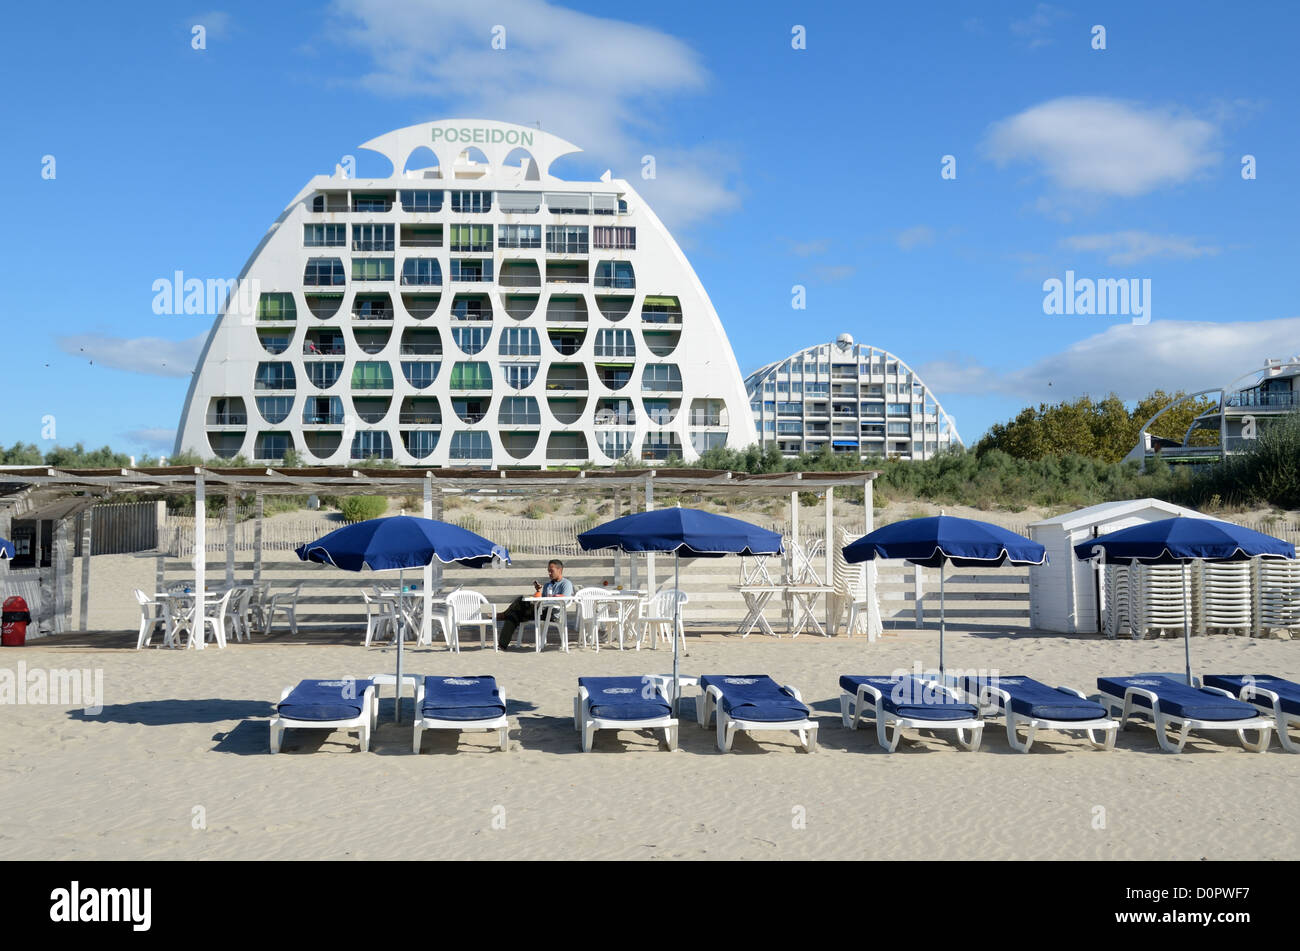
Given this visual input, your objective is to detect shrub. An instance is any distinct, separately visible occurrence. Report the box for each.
[340,495,388,522]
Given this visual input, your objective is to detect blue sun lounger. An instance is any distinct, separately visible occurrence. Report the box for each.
[1094,675,1273,753]
[413,675,510,752]
[698,675,818,752]
[839,675,983,751]
[962,675,1117,752]
[1202,674,1300,753]
[573,676,678,752]
[270,678,376,753]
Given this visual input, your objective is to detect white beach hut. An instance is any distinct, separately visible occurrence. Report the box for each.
[1027,499,1210,634]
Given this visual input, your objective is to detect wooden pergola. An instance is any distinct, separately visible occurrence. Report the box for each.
[1,465,881,644]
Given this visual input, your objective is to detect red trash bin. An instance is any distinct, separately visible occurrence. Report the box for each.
[2,596,31,646]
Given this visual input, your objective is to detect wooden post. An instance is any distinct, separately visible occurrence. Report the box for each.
[824,486,834,635]
[422,477,434,643]
[612,489,622,586]
[225,488,236,586]
[644,476,655,594]
[193,474,207,649]
[54,518,72,634]
[864,477,881,638]
[253,493,264,584]
[79,505,93,631]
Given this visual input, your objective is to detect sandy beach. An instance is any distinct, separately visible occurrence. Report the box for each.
[2,624,1296,861]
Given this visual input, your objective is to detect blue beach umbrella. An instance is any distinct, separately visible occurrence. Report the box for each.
[578,508,784,704]
[843,515,1047,675]
[1074,516,1294,685]
[296,516,510,721]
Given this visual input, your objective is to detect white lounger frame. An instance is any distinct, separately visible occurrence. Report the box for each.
[840,681,983,752]
[1223,683,1300,753]
[1093,683,1273,753]
[699,683,819,753]
[971,684,1117,753]
[413,681,510,753]
[270,683,377,753]
[573,684,678,752]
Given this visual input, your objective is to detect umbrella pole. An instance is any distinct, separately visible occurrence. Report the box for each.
[1183,561,1192,685]
[939,561,946,680]
[672,551,681,717]
[395,567,404,723]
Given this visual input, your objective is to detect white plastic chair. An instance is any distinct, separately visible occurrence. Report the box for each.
[246,582,271,634]
[574,588,620,651]
[846,600,878,642]
[181,588,234,649]
[361,590,397,647]
[133,589,167,649]
[638,589,687,651]
[446,590,497,652]
[224,586,252,643]
[520,601,569,652]
[266,583,303,636]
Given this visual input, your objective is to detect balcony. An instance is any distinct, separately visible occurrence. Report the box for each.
[206,413,247,426]
[499,412,541,427]
[545,261,589,285]
[398,413,442,425]
[548,331,585,356]
[504,295,538,320]
[353,304,394,321]
[350,194,394,213]
[1225,391,1300,409]
[546,377,588,393]
[400,225,442,248]
[594,275,635,290]
[688,413,723,427]
[302,412,345,426]
[302,342,346,356]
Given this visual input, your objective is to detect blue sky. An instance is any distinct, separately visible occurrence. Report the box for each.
[5,0,1298,457]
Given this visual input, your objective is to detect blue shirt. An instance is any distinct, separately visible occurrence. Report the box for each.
[541,578,574,597]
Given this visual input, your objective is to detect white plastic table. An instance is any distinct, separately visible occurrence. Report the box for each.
[734,585,780,638]
[531,595,576,652]
[584,592,643,650]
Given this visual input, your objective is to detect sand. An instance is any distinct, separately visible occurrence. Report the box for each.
[1,623,1297,861]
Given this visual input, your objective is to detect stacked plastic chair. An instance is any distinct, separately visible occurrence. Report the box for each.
[1130,564,1191,639]
[1254,557,1300,638]
[1103,564,1131,639]
[1195,561,1252,636]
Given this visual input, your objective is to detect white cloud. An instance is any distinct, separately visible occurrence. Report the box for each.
[123,428,177,451]
[56,333,204,378]
[896,225,935,251]
[324,0,732,231]
[917,316,1300,402]
[189,10,233,38]
[814,265,856,283]
[1060,230,1221,266]
[788,238,830,257]
[1009,3,1068,49]
[984,97,1219,196]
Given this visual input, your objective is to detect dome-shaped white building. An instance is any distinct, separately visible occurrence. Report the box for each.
[744,335,961,460]
[174,119,756,466]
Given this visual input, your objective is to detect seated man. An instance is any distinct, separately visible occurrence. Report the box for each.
[497,559,575,650]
